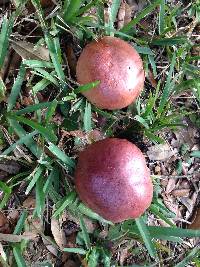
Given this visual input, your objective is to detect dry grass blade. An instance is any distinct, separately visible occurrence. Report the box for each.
[0,232,37,242]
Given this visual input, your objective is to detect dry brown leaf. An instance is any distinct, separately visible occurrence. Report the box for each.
[189,207,200,229]
[0,211,11,234]
[27,215,44,235]
[126,0,147,12]
[166,178,177,194]
[0,232,37,242]
[23,196,36,209]
[162,194,179,216]
[42,236,58,257]
[117,1,133,30]
[64,259,80,267]
[147,143,176,161]
[11,40,50,61]
[51,217,67,250]
[179,197,194,214]
[66,46,77,77]
[171,188,190,197]
[0,160,21,174]
[148,69,157,88]
[0,242,6,262]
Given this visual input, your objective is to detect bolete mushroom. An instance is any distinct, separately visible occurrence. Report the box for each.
[75,138,153,223]
[76,36,145,110]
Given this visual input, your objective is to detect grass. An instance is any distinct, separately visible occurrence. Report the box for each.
[0,0,199,266]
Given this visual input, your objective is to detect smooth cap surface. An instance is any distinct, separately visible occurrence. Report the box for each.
[76,36,144,110]
[75,138,153,223]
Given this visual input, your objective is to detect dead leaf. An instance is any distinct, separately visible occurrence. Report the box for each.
[0,160,21,174]
[126,0,147,12]
[117,1,133,29]
[51,217,67,250]
[27,215,44,235]
[0,211,11,234]
[23,196,36,209]
[171,188,190,197]
[189,207,200,229]
[0,242,6,262]
[148,69,157,88]
[147,143,176,161]
[11,40,49,61]
[166,178,177,194]
[179,197,194,214]
[173,119,199,149]
[64,259,80,267]
[42,236,58,257]
[0,232,37,242]
[66,46,77,77]
[162,194,180,217]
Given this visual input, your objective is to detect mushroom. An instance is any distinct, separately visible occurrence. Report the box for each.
[75,138,153,223]
[76,36,145,110]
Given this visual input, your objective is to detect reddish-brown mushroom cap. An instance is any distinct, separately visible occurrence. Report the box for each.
[75,138,153,223]
[76,36,145,110]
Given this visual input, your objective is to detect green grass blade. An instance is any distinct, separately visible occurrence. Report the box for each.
[64,0,82,21]
[148,55,157,76]
[148,226,200,238]
[44,34,67,91]
[7,119,42,158]
[13,246,27,267]
[84,102,92,132]
[88,247,100,267]
[134,115,149,129]
[135,217,157,259]
[107,0,121,35]
[25,165,43,195]
[151,36,188,46]
[23,59,54,68]
[79,215,91,249]
[45,100,58,124]
[63,247,87,255]
[150,205,175,227]
[13,211,28,235]
[175,246,200,267]
[159,0,165,34]
[9,114,57,143]
[143,80,161,118]
[53,191,77,218]
[0,181,12,209]
[134,45,154,55]
[47,142,75,169]
[76,0,100,16]
[32,78,51,94]
[43,166,59,194]
[7,64,26,112]
[174,78,200,94]
[15,102,55,115]
[0,77,6,102]
[121,0,161,33]
[33,68,59,86]
[36,175,45,217]
[157,52,176,115]
[0,15,14,69]
[78,203,113,225]
[2,131,36,155]
[191,151,200,158]
[74,80,100,94]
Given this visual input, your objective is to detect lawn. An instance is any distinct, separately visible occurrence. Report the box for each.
[0,0,200,266]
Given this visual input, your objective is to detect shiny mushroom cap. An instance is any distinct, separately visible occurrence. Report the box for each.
[76,36,145,110]
[75,138,153,223]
